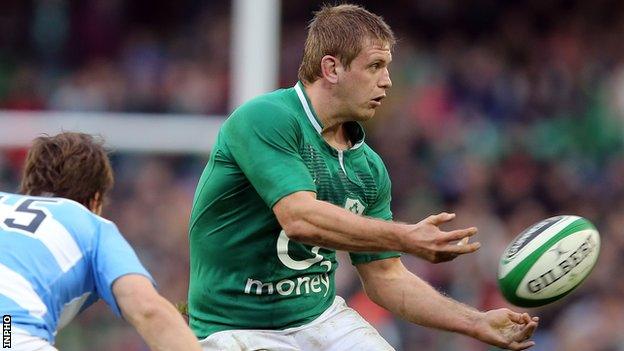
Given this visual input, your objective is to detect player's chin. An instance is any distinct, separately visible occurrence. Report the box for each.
[358,108,377,120]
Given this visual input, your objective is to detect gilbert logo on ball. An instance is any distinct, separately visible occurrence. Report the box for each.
[497,215,600,307]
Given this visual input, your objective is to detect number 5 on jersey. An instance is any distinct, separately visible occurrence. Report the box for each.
[0,197,58,236]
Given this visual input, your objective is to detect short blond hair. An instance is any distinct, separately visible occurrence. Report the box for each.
[298,4,395,84]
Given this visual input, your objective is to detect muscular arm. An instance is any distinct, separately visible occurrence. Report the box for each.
[273,191,480,262]
[356,257,480,332]
[274,191,405,252]
[113,274,201,351]
[356,258,538,350]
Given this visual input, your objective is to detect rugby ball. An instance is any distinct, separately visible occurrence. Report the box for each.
[497,215,600,307]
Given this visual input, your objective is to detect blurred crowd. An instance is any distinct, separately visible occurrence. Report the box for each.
[2,1,624,350]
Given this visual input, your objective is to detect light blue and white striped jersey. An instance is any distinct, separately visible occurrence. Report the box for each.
[0,192,154,344]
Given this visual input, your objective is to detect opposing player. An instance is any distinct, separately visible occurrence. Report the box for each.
[188,4,538,351]
[0,132,200,351]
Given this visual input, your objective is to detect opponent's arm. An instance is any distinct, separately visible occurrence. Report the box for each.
[113,274,201,351]
[273,191,480,262]
[356,258,539,350]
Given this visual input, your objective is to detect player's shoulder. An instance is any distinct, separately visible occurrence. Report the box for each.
[227,87,300,126]
[47,196,113,233]
[50,199,120,250]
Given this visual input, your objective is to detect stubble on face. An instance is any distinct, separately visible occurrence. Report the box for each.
[336,40,392,122]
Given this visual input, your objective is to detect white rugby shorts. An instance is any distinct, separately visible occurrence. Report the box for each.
[200,296,395,351]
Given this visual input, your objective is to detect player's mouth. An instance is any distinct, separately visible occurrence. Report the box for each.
[370,95,386,107]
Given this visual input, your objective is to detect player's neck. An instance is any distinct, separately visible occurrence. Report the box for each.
[323,124,352,150]
[303,82,352,150]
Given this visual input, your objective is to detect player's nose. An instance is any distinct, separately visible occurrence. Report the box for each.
[379,68,392,89]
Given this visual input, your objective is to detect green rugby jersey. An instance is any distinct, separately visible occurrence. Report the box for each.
[188,81,399,338]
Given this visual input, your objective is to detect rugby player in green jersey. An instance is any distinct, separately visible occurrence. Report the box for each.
[188,4,538,350]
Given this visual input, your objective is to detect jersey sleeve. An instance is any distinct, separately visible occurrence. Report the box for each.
[350,160,401,265]
[91,218,155,317]
[221,99,316,208]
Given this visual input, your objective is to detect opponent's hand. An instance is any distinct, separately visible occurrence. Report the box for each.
[403,212,480,263]
[472,309,539,350]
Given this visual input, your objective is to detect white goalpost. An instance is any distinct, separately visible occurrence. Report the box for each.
[0,111,225,154]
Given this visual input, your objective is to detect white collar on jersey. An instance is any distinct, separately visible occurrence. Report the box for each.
[293,82,365,150]
[294,82,323,134]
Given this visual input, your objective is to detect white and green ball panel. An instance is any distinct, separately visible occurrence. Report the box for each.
[498,217,600,307]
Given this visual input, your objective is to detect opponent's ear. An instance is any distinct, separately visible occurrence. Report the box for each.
[89,192,103,215]
[320,55,341,84]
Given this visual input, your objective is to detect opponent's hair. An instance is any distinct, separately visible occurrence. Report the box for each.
[298,4,395,84]
[20,132,114,208]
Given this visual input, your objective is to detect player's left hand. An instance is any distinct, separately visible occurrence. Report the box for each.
[405,212,480,263]
[471,308,539,350]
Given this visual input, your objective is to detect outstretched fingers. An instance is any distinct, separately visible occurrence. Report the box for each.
[507,311,529,324]
[445,227,478,242]
[506,311,539,350]
[427,212,456,225]
[437,228,480,254]
[508,340,536,351]
[446,241,481,254]
[517,320,538,342]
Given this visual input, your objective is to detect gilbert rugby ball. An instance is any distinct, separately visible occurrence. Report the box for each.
[497,215,600,307]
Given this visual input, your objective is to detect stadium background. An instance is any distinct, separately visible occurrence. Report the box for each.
[2,0,624,350]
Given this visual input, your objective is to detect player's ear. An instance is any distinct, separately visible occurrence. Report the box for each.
[320,55,340,84]
[89,192,103,215]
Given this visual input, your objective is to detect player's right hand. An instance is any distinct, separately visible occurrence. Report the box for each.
[402,212,480,263]
[471,309,539,350]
